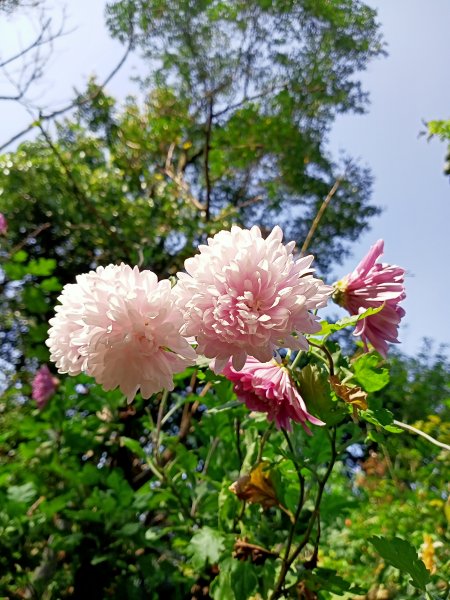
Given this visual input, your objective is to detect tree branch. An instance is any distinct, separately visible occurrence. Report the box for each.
[393,419,450,451]
[204,96,213,221]
[0,37,133,152]
[300,178,342,256]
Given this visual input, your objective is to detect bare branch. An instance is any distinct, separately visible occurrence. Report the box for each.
[300,178,342,256]
[0,36,133,152]
[203,96,213,221]
[163,143,206,212]
[0,8,69,105]
[0,17,52,69]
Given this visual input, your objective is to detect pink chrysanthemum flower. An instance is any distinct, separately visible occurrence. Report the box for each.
[334,240,406,356]
[223,357,324,433]
[46,264,196,401]
[0,213,7,235]
[175,226,332,372]
[32,365,58,409]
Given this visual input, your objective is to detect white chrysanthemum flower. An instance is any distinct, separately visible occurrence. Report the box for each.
[46,264,196,401]
[175,225,332,372]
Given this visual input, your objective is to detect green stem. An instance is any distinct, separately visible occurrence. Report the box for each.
[393,419,450,451]
[270,427,338,600]
[255,422,275,466]
[308,340,335,377]
[280,430,306,568]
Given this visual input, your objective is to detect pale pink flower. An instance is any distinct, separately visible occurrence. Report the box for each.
[46,264,196,401]
[175,226,332,372]
[32,365,58,409]
[0,213,7,235]
[223,357,324,433]
[335,240,405,356]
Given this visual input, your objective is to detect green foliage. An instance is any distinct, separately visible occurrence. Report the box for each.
[103,0,383,272]
[353,352,389,392]
[428,119,450,141]
[369,536,431,590]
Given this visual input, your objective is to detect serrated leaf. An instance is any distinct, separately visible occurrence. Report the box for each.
[369,536,431,590]
[353,353,389,392]
[361,407,402,432]
[315,305,383,338]
[187,526,225,570]
[27,257,57,276]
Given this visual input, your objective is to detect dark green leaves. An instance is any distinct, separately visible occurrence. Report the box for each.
[369,536,431,590]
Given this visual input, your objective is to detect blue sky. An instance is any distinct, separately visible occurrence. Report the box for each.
[1,0,449,356]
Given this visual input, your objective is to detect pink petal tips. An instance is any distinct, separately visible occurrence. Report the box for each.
[46,264,197,401]
[223,357,324,433]
[334,240,406,356]
[175,225,332,372]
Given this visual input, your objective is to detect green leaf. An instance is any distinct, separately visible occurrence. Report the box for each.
[118,522,141,537]
[7,482,37,504]
[40,276,63,292]
[210,558,258,600]
[120,436,146,459]
[187,526,225,570]
[360,407,402,432]
[27,257,57,276]
[12,250,28,263]
[369,536,431,590]
[304,567,366,595]
[207,400,242,414]
[297,364,346,426]
[353,353,389,392]
[315,306,383,338]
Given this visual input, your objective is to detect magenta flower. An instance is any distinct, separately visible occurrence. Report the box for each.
[223,357,324,433]
[175,226,332,372]
[335,240,406,356]
[0,213,7,235]
[46,264,196,401]
[32,365,58,409]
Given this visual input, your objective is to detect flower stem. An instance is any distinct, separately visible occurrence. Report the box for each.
[393,419,450,451]
[270,427,338,599]
[308,340,335,377]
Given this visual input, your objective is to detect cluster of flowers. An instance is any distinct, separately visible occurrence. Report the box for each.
[46,226,405,431]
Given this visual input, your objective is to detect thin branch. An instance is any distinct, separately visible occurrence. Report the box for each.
[7,221,50,257]
[307,340,335,377]
[0,38,133,152]
[300,178,342,256]
[271,427,338,600]
[0,18,51,68]
[212,83,288,119]
[154,389,169,465]
[281,429,306,565]
[393,419,450,451]
[204,96,213,221]
[36,123,133,262]
[212,194,263,222]
[255,422,275,466]
[235,418,243,471]
[163,148,206,212]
